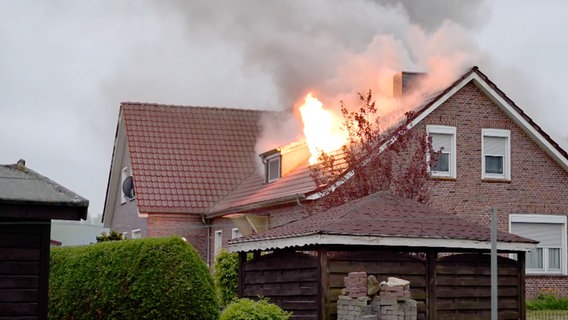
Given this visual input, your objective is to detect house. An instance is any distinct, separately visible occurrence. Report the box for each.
[102,67,568,300]
[102,103,268,262]
[0,159,88,319]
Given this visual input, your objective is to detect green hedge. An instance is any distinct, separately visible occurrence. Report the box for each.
[220,298,292,320]
[49,236,219,320]
[214,250,239,307]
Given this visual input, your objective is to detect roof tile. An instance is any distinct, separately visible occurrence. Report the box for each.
[122,103,267,214]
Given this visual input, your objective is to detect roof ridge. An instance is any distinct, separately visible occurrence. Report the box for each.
[120,102,273,113]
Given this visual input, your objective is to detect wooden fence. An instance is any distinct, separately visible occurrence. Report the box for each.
[240,250,524,320]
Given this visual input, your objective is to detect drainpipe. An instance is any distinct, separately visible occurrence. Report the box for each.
[200,212,211,267]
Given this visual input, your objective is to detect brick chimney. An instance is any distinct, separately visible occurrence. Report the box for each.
[393,72,426,98]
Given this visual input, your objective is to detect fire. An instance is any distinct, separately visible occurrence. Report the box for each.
[299,93,348,164]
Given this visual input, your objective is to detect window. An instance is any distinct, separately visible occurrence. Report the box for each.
[131,229,141,239]
[427,125,456,178]
[510,214,567,275]
[232,228,242,239]
[214,230,223,257]
[482,129,510,180]
[122,232,128,240]
[266,156,281,182]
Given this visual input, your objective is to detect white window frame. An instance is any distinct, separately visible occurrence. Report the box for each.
[482,129,511,180]
[122,232,128,240]
[232,228,242,239]
[214,230,223,257]
[266,155,281,183]
[426,125,456,178]
[131,229,141,239]
[509,214,567,275]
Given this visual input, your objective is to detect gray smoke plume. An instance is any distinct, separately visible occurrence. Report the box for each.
[164,0,489,108]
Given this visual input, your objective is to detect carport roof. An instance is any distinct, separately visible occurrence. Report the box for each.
[228,191,537,253]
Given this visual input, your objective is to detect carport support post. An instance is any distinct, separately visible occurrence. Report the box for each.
[426,250,437,320]
[491,207,498,320]
[238,252,246,298]
[319,248,329,320]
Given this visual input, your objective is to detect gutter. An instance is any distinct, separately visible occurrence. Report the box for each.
[200,212,211,266]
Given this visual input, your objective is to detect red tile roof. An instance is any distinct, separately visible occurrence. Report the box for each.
[208,141,317,215]
[229,191,537,250]
[122,103,267,214]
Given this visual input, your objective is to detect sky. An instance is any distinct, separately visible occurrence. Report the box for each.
[1,1,567,223]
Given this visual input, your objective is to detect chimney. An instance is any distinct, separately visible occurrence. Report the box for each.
[393,72,426,98]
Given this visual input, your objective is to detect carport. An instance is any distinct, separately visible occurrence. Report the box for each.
[229,191,537,320]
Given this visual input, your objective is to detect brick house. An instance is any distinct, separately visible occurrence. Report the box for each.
[102,67,568,297]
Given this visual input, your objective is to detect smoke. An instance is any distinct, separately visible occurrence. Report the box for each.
[161,0,490,151]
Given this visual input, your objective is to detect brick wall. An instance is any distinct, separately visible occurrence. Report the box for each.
[147,213,208,261]
[209,216,240,266]
[413,82,568,297]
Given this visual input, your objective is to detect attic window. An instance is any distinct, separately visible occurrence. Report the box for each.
[266,156,281,183]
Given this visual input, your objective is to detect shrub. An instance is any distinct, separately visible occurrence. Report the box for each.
[527,294,568,310]
[214,250,239,306]
[220,298,292,320]
[49,236,219,319]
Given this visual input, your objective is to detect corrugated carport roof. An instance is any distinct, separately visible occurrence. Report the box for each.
[229,191,537,253]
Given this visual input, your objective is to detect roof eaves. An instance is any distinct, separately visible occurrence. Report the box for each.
[206,193,307,219]
[228,233,537,253]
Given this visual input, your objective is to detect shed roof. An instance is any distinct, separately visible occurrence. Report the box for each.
[0,160,88,220]
[228,191,537,253]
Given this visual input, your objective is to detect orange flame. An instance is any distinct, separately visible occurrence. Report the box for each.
[299,93,348,164]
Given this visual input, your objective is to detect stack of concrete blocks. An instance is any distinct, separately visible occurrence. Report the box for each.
[371,278,417,320]
[336,273,417,320]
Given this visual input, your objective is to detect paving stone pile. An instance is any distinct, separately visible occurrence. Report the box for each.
[337,273,417,320]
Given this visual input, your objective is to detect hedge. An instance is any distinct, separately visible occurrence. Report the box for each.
[49,236,218,320]
[220,298,292,320]
[214,250,239,307]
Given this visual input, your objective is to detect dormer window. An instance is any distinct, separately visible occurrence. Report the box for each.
[266,155,281,183]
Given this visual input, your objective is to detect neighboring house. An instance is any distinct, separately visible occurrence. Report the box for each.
[50,220,108,246]
[102,103,267,262]
[0,159,88,319]
[103,67,568,298]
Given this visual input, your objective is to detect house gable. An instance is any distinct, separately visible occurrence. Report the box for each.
[409,67,568,172]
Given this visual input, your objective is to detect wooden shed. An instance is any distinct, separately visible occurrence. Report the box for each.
[0,160,88,320]
[229,192,537,320]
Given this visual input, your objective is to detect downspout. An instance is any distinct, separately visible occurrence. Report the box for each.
[200,212,211,267]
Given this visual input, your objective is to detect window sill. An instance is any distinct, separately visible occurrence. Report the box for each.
[525,272,566,277]
[430,176,456,181]
[482,178,511,183]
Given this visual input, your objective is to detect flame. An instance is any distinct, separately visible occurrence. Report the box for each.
[299,93,348,164]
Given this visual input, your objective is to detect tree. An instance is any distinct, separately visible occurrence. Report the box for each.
[309,90,435,209]
[95,231,123,242]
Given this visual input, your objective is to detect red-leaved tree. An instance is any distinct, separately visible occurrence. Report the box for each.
[309,90,435,209]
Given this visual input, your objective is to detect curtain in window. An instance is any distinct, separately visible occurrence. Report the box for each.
[431,133,452,172]
[549,248,561,270]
